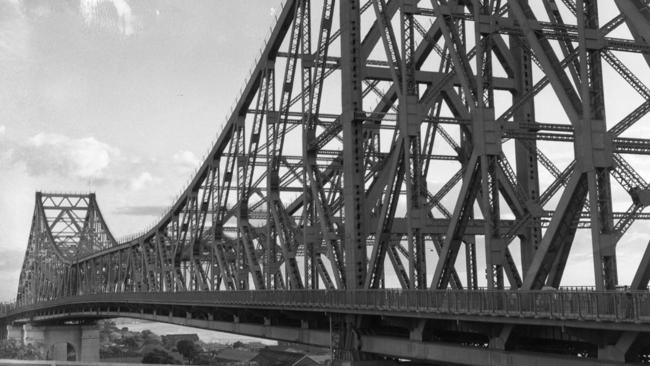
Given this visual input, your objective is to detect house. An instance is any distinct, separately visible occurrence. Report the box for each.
[292,355,321,366]
[214,348,258,363]
[294,354,331,365]
[251,348,305,366]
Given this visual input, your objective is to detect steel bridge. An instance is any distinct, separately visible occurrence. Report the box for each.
[3,0,650,364]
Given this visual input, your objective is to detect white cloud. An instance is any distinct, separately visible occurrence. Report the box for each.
[129,171,157,190]
[173,150,200,168]
[0,125,5,136]
[0,0,29,62]
[79,0,135,36]
[11,132,119,179]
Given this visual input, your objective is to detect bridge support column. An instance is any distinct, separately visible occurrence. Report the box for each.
[331,315,387,364]
[23,324,45,345]
[598,331,637,363]
[19,323,99,362]
[50,342,68,361]
[598,346,626,363]
[79,324,100,362]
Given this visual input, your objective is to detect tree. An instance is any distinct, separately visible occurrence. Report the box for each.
[142,347,180,364]
[0,340,44,360]
[176,339,200,364]
[121,334,139,350]
[141,329,162,347]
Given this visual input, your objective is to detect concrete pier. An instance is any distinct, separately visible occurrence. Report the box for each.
[5,323,99,362]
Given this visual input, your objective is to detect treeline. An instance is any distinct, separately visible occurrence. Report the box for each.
[0,339,44,360]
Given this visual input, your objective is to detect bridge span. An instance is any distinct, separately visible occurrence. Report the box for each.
[4,0,650,364]
[4,289,650,364]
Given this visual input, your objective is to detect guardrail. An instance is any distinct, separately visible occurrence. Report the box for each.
[194,289,650,323]
[10,289,650,324]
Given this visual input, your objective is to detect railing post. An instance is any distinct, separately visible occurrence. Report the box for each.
[577,292,582,319]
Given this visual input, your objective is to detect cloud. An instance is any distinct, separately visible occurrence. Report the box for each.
[129,171,158,190]
[173,150,200,168]
[0,248,24,301]
[0,0,29,63]
[0,249,24,272]
[79,0,135,36]
[10,0,136,36]
[0,125,5,136]
[10,132,119,179]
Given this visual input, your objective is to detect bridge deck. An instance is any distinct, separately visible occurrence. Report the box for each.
[5,289,650,331]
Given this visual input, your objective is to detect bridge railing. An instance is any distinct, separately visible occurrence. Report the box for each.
[184,289,650,323]
[9,289,650,324]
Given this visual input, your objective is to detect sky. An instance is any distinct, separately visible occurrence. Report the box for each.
[0,1,649,302]
[0,0,282,300]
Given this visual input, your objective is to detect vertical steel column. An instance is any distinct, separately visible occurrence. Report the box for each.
[510,0,540,276]
[460,131,478,290]
[401,0,426,289]
[300,0,318,290]
[341,0,366,289]
[577,0,617,290]
[264,66,280,290]
[474,1,503,289]
[235,114,250,290]
[454,19,479,290]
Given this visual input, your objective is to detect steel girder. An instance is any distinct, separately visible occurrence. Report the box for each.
[11,0,650,362]
[15,0,650,301]
[16,193,117,304]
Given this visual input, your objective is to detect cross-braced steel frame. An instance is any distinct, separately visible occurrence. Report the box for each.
[9,0,650,363]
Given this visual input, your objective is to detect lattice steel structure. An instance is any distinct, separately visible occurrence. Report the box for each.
[6,0,650,364]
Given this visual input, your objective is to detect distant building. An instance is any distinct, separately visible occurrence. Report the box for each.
[251,348,305,366]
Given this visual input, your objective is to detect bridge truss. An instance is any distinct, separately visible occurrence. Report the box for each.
[8,0,650,364]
